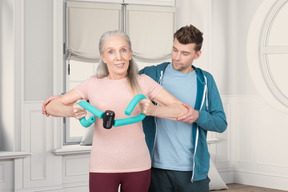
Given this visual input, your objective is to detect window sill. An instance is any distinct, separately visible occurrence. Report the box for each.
[207,138,219,144]
[0,151,30,160]
[52,138,218,156]
[52,145,92,156]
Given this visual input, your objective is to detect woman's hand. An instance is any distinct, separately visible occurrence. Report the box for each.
[42,95,60,116]
[138,99,156,116]
[73,101,88,120]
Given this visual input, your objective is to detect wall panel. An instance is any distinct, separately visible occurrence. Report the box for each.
[23,103,62,189]
[24,0,53,101]
[63,155,89,184]
[0,161,12,191]
[223,95,288,190]
[236,102,253,163]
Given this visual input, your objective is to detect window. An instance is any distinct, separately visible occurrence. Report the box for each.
[64,1,175,144]
[247,0,288,112]
[64,2,122,144]
[64,60,97,144]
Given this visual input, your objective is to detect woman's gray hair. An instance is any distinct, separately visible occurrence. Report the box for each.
[96,30,141,95]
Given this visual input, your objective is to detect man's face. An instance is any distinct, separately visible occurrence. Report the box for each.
[171,38,201,73]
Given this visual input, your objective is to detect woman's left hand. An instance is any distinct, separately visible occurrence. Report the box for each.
[73,100,87,119]
[138,99,156,116]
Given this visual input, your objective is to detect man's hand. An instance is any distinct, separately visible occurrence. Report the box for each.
[73,101,87,120]
[177,103,199,124]
[42,95,60,116]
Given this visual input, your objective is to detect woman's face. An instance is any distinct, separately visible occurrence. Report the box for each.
[101,35,133,79]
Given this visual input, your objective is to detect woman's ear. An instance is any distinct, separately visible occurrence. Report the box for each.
[100,54,107,63]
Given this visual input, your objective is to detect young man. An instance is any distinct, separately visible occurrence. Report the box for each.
[139,24,227,192]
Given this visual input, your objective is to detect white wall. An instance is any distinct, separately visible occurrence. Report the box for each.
[209,0,288,190]
[0,0,16,152]
[24,0,53,101]
[179,0,288,190]
[1,0,288,191]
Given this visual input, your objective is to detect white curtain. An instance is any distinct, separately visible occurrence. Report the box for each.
[66,2,121,62]
[126,5,175,62]
[66,2,175,63]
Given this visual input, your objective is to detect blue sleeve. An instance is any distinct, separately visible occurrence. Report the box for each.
[195,75,227,133]
[138,65,157,80]
[138,68,145,75]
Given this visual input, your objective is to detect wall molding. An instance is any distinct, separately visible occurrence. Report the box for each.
[220,94,288,190]
[0,152,30,160]
[234,171,288,191]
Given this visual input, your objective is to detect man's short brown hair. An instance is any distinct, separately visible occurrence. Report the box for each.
[174,25,203,52]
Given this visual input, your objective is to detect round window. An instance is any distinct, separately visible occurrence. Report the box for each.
[247,0,288,112]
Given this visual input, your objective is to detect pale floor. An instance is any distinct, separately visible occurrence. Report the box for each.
[216,184,288,192]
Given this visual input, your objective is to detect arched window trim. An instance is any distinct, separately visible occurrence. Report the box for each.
[247,0,288,112]
[260,0,288,107]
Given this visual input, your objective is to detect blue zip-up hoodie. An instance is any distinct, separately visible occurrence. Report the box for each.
[139,62,227,182]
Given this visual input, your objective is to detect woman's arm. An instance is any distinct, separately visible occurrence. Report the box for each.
[45,89,85,119]
[139,89,189,120]
[42,95,60,116]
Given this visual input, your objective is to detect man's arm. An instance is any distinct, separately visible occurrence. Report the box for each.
[177,103,199,123]
[192,75,227,133]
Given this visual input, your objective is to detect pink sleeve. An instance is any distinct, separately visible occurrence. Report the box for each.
[74,77,93,100]
[139,74,163,100]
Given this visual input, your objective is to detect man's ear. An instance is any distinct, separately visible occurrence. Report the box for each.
[129,50,133,60]
[195,50,202,59]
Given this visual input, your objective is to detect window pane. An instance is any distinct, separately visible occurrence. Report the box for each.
[69,116,87,137]
[66,60,97,142]
[70,60,95,81]
[267,2,288,46]
[266,54,288,97]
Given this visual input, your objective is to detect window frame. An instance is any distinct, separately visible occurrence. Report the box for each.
[59,0,175,145]
[247,0,288,113]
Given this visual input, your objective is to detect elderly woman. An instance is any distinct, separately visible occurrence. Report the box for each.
[45,30,187,192]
